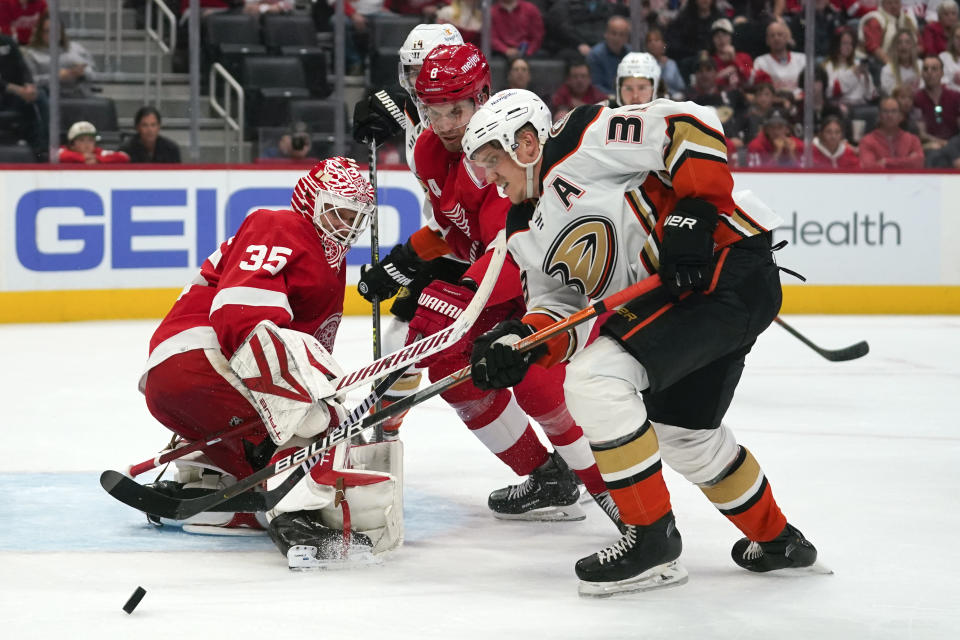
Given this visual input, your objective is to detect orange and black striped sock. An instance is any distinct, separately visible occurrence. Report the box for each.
[590,420,672,526]
[700,446,787,542]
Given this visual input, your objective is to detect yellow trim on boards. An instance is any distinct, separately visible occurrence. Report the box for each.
[1,285,958,324]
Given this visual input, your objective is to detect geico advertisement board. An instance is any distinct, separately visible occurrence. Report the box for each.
[733,172,960,285]
[2,169,958,292]
[0,168,425,292]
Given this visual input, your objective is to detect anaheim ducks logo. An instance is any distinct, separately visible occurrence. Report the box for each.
[543,217,617,298]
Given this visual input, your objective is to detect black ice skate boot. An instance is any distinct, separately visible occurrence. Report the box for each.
[269,511,374,570]
[731,522,817,572]
[589,490,627,534]
[487,451,584,521]
[575,511,687,597]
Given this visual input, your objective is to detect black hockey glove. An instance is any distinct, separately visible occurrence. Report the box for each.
[352,88,406,146]
[470,319,547,390]
[358,241,423,303]
[658,198,720,297]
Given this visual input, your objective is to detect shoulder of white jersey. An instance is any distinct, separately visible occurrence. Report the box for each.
[403,94,421,128]
[538,104,605,190]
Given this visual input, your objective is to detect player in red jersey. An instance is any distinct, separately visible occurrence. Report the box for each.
[358,44,620,528]
[138,159,403,567]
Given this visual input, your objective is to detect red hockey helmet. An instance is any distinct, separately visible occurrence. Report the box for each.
[414,43,491,107]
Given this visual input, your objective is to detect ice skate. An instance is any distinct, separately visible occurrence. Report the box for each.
[269,511,377,570]
[576,512,687,597]
[731,522,829,574]
[487,451,584,521]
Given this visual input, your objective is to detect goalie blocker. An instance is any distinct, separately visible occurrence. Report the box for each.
[229,321,404,566]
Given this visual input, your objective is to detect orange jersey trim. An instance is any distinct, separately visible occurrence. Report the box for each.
[408,226,452,261]
[522,311,571,368]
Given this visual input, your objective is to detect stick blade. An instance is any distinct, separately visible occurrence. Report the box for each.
[100,470,181,519]
[822,340,870,362]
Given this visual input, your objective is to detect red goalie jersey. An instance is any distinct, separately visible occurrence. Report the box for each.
[145,208,346,377]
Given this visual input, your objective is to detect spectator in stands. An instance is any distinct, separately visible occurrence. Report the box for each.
[544,0,629,58]
[437,0,482,45]
[858,0,918,70]
[506,56,532,90]
[880,28,923,95]
[746,108,804,167]
[941,23,960,90]
[120,106,181,164]
[490,0,544,59]
[259,121,315,163]
[24,10,99,98]
[59,121,130,164]
[0,0,45,46]
[687,56,748,151]
[741,81,780,143]
[811,114,861,169]
[709,18,753,90]
[551,55,607,118]
[752,20,807,97]
[824,27,878,107]
[798,65,848,134]
[920,0,958,56]
[859,96,925,167]
[914,56,960,154]
[892,83,923,134]
[786,0,845,59]
[587,15,631,95]
[645,25,685,98]
[243,0,293,15]
[385,0,445,21]
[665,0,722,74]
[0,30,43,155]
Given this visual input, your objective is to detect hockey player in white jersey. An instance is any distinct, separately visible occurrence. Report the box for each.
[463,90,818,595]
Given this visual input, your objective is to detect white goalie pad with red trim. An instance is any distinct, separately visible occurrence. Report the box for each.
[229,320,346,445]
[267,440,404,554]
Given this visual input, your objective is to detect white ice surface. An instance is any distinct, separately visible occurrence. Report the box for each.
[1,315,958,639]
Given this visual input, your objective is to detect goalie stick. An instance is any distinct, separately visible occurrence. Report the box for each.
[100,274,664,518]
[773,317,869,362]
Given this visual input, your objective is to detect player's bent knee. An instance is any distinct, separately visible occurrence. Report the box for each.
[653,422,739,485]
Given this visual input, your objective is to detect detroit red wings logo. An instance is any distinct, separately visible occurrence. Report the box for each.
[443,202,472,237]
[314,313,342,352]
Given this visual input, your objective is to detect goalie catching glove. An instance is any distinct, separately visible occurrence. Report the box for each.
[352,88,406,146]
[470,319,547,390]
[658,198,719,296]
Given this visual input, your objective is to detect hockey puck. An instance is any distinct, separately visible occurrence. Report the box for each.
[122,586,146,614]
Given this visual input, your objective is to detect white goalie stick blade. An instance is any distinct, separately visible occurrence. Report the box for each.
[287,544,382,571]
[578,560,689,598]
[330,231,508,397]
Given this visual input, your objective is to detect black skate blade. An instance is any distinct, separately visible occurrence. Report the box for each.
[578,560,689,598]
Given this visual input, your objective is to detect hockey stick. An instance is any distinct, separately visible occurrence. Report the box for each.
[773,317,869,362]
[368,140,385,441]
[328,231,507,397]
[124,360,413,478]
[100,274,663,517]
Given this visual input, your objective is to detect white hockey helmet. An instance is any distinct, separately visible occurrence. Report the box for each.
[290,157,376,247]
[398,24,464,96]
[463,89,552,200]
[616,52,661,106]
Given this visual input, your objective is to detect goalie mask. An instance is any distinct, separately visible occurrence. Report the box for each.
[415,44,491,150]
[398,24,464,98]
[291,157,376,248]
[616,52,661,106]
[462,89,551,201]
